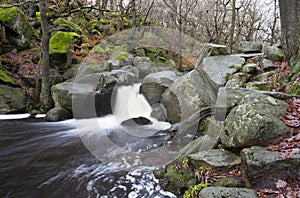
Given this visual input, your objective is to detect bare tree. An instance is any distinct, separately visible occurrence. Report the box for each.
[39,0,53,112]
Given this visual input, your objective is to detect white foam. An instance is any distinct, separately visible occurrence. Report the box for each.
[0,114,30,120]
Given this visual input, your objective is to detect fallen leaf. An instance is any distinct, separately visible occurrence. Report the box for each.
[275,179,287,189]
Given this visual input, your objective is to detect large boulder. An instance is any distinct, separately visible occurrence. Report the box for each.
[241,146,300,189]
[109,51,134,67]
[220,94,291,148]
[198,55,245,92]
[140,71,178,105]
[161,70,215,123]
[0,7,32,50]
[133,56,152,78]
[238,41,262,53]
[49,31,81,72]
[197,43,230,63]
[0,67,18,86]
[0,84,26,114]
[199,187,257,198]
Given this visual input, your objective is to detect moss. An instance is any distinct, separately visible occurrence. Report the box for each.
[113,51,128,61]
[0,67,18,86]
[287,82,300,95]
[213,177,241,187]
[53,18,83,33]
[245,82,273,91]
[92,45,105,54]
[0,7,19,24]
[184,183,209,198]
[0,6,31,37]
[36,12,41,21]
[49,31,80,54]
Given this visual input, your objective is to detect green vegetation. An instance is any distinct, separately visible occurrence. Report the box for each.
[49,31,80,54]
[53,18,83,33]
[183,183,209,198]
[0,67,18,86]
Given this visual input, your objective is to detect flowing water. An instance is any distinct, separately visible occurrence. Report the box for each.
[0,84,178,197]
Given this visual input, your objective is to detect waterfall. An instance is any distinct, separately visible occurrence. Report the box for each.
[112,83,153,124]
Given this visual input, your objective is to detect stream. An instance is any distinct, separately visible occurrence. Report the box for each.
[0,118,176,197]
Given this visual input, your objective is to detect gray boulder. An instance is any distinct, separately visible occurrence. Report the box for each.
[140,71,178,105]
[110,51,134,66]
[199,187,257,198]
[150,103,166,121]
[45,107,72,122]
[121,116,153,126]
[238,41,262,53]
[189,149,241,169]
[0,84,26,114]
[241,146,300,189]
[263,45,285,62]
[198,55,245,92]
[178,117,221,157]
[161,70,216,123]
[133,56,152,78]
[197,43,230,63]
[261,59,278,71]
[220,94,290,148]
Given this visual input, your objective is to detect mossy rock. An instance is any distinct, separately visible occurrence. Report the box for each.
[53,18,83,33]
[49,31,80,54]
[91,45,105,54]
[0,84,26,114]
[0,6,32,49]
[245,81,273,91]
[0,67,18,86]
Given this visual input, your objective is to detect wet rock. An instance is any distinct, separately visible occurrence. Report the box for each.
[121,116,153,126]
[150,103,166,121]
[241,146,300,189]
[141,71,178,104]
[161,70,215,123]
[0,84,26,114]
[199,187,257,198]
[238,41,262,53]
[45,107,72,122]
[220,94,290,148]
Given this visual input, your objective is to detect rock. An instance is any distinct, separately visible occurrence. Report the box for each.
[50,31,80,54]
[199,187,257,198]
[242,63,257,73]
[178,117,221,157]
[225,73,250,88]
[97,69,139,88]
[105,59,121,71]
[199,55,245,92]
[263,45,285,62]
[150,103,166,121]
[49,31,81,71]
[161,70,215,123]
[188,149,241,169]
[241,146,300,189]
[0,7,32,50]
[255,71,276,82]
[62,65,80,80]
[245,81,273,91]
[45,107,72,122]
[121,65,139,77]
[0,84,26,114]
[133,56,152,78]
[220,94,291,148]
[197,43,230,63]
[261,59,278,71]
[0,67,18,86]
[110,51,134,67]
[51,82,74,113]
[140,71,178,105]
[76,61,107,78]
[121,116,153,126]
[238,41,263,53]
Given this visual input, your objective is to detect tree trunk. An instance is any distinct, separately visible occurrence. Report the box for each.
[39,0,52,112]
[278,0,300,62]
[229,0,236,53]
